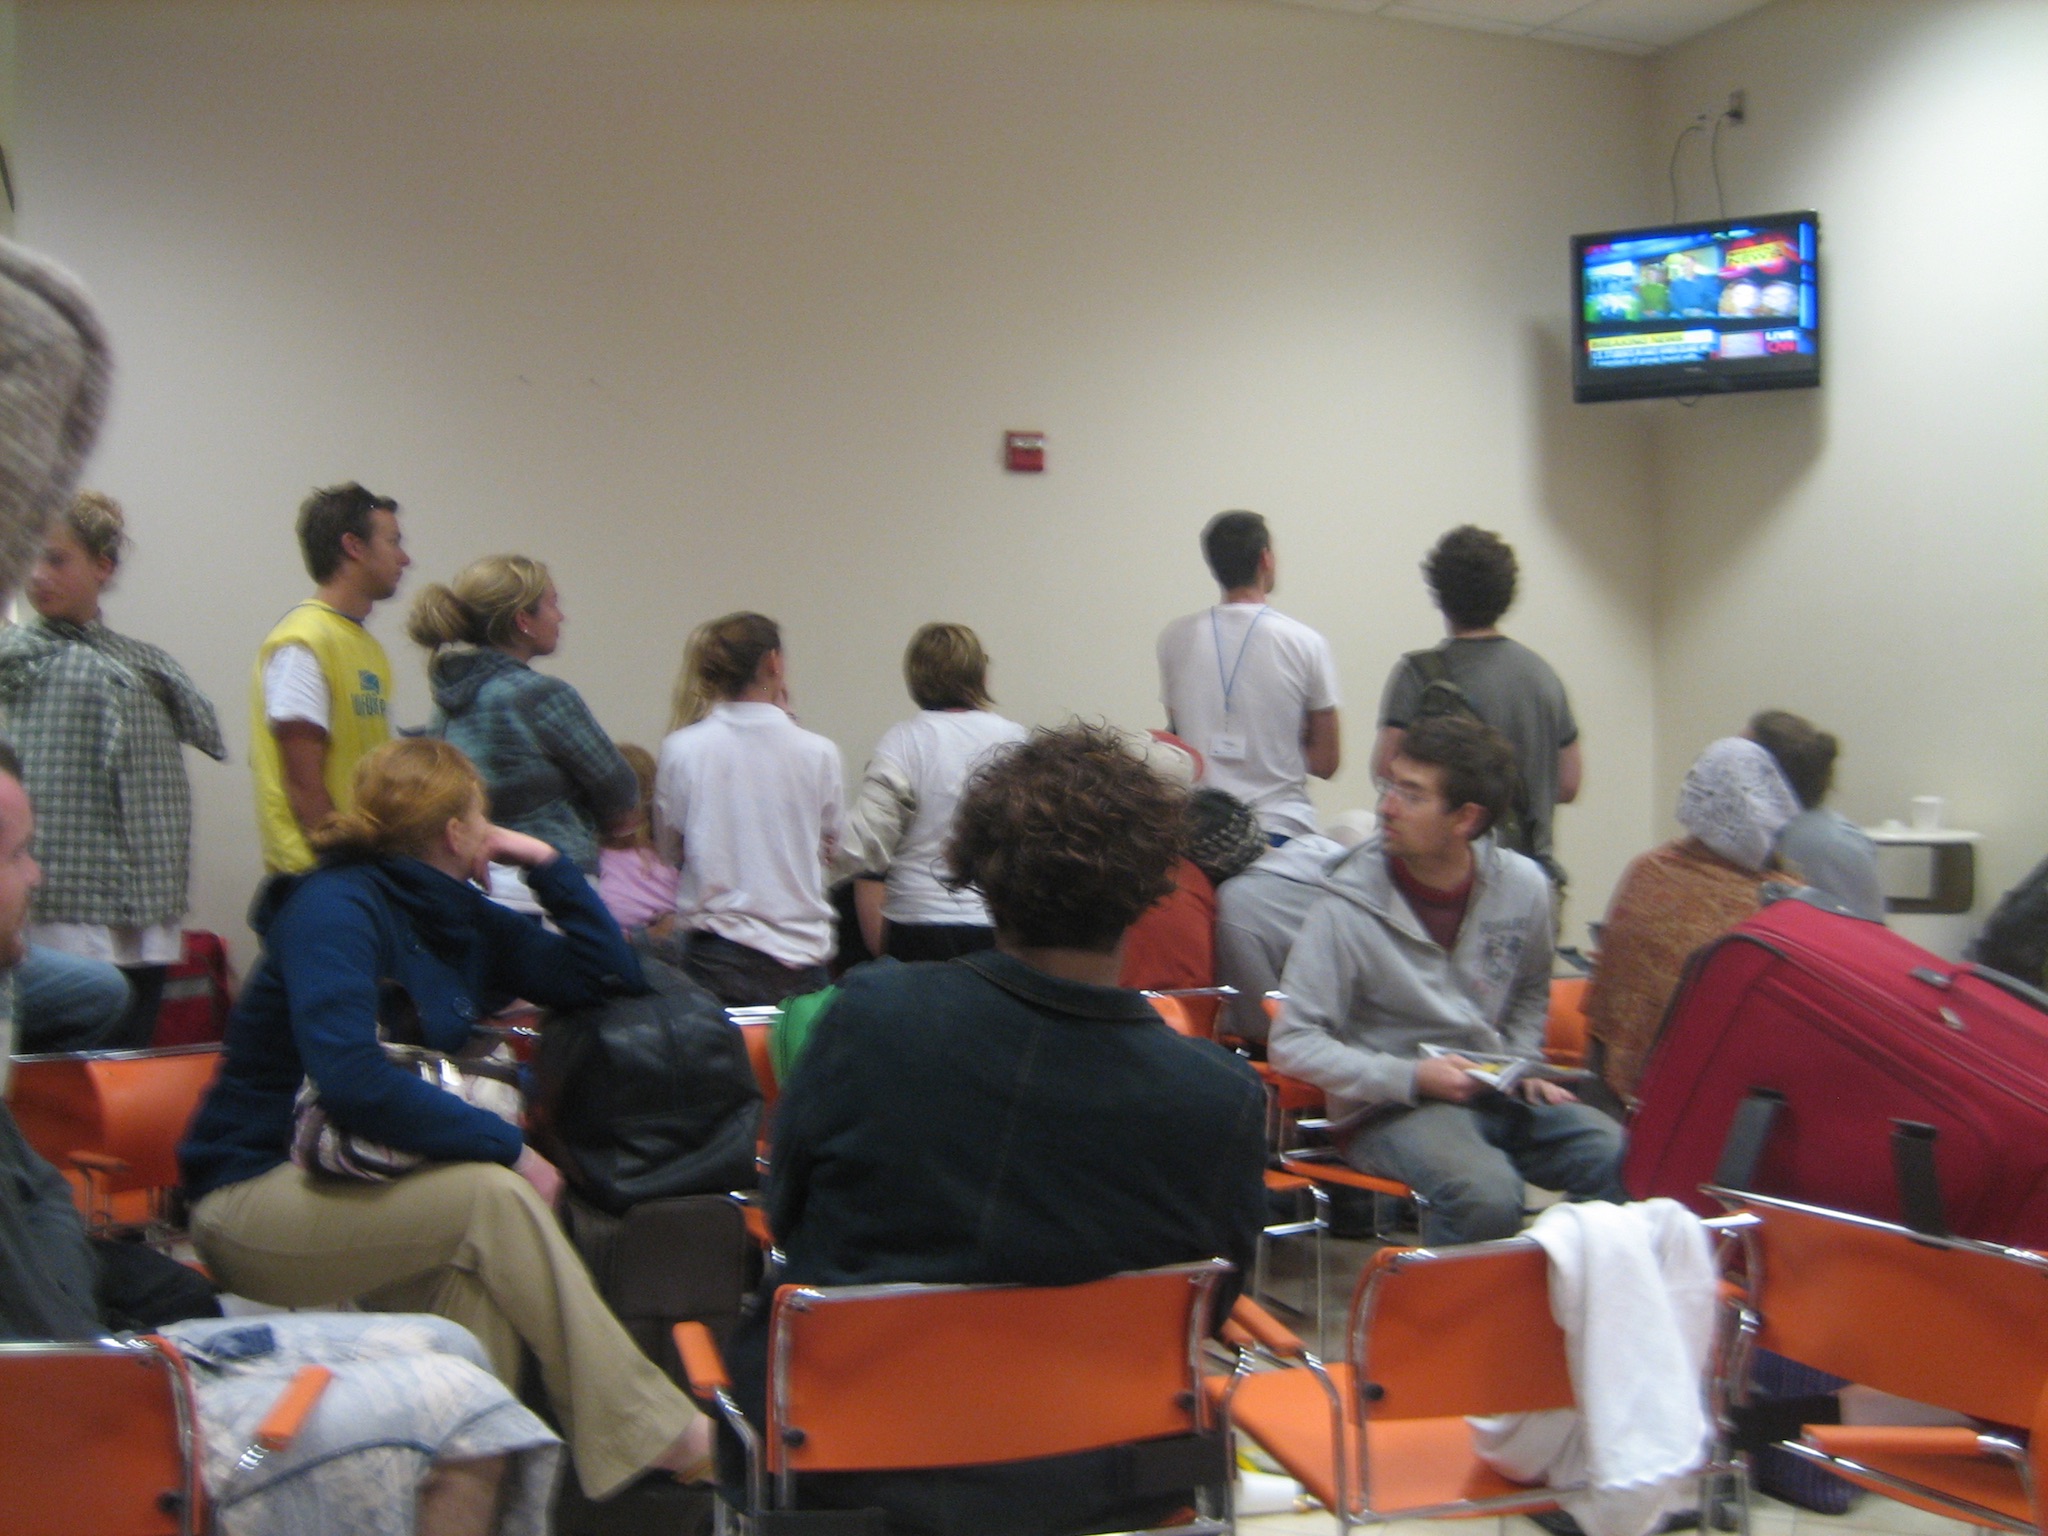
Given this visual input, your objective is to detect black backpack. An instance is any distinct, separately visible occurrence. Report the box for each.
[530,958,762,1216]
[1972,853,2048,991]
[1402,647,1539,860]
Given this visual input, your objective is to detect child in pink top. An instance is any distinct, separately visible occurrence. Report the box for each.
[597,743,679,936]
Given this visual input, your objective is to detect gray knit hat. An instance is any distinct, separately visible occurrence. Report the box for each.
[1186,788,1266,886]
[0,239,111,602]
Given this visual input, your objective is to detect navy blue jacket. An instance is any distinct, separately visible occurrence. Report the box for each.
[180,854,643,1201]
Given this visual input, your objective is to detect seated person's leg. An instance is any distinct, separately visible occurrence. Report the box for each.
[162,1312,560,1536]
[12,943,131,1053]
[1483,1097,1629,1205]
[191,1158,705,1501]
[1347,1100,1528,1245]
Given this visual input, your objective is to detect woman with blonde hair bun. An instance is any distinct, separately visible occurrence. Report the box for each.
[411,554,636,914]
[180,736,716,1499]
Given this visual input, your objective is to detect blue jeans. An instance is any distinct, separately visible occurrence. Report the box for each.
[12,944,133,1053]
[1346,1095,1628,1246]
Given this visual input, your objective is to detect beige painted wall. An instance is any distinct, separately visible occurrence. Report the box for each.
[13,0,1661,954]
[1648,0,2048,953]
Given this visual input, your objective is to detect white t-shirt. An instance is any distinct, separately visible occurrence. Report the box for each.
[654,702,845,969]
[263,643,330,726]
[1157,603,1340,839]
[859,710,1028,926]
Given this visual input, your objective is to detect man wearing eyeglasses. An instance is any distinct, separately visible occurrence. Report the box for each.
[1270,714,1624,1247]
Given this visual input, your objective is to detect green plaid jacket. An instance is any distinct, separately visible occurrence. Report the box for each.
[0,617,226,927]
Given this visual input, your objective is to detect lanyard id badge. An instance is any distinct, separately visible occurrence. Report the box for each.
[1209,606,1267,762]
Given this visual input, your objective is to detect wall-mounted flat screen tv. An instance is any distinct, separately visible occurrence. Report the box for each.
[1572,211,1819,403]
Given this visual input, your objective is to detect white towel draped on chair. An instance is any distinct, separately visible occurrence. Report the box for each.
[1470,1198,1718,1536]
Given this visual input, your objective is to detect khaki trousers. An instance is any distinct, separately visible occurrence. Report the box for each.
[192,1159,698,1499]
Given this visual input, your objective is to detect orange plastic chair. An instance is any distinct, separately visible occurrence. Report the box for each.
[1715,1188,2048,1532]
[725,1010,780,1249]
[676,1260,1236,1531]
[0,1335,330,1536]
[1213,1238,1573,1529]
[1145,986,1236,1041]
[1211,1227,1743,1530]
[729,1015,779,1114]
[7,1045,222,1234]
[1545,977,1590,1069]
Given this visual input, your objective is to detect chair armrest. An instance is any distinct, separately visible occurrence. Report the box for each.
[256,1365,335,1452]
[67,1151,128,1175]
[674,1321,730,1400]
[1229,1296,1307,1359]
[742,1204,774,1249]
[1803,1426,1991,1460]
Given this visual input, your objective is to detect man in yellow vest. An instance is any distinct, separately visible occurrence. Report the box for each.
[249,483,411,872]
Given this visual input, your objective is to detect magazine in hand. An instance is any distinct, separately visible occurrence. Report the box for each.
[1420,1043,1592,1095]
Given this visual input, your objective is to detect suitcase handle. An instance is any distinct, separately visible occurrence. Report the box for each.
[1712,1088,1785,1193]
[1891,1121,1948,1240]
[1959,963,2048,1017]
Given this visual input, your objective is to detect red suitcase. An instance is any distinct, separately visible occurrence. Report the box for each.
[1623,892,2048,1246]
[151,929,236,1047]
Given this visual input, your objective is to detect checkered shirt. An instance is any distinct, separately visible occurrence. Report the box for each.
[0,617,226,926]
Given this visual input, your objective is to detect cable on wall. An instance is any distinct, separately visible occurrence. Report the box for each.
[1670,90,1746,222]
[0,142,14,214]
[1667,115,1707,221]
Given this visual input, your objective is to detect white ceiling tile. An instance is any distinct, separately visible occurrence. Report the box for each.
[1392,0,1590,24]
[1378,4,1533,37]
[1540,0,1778,49]
[1262,0,1783,54]
[1528,25,1658,54]
[1265,0,1397,15]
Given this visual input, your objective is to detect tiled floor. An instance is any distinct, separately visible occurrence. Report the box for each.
[1233,1218,1974,1536]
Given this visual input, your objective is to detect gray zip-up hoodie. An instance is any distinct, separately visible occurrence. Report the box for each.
[1270,832,1553,1132]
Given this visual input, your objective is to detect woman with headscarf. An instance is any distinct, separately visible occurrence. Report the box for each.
[1584,736,1802,1102]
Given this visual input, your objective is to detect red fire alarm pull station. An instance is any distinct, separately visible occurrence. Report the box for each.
[1004,431,1045,473]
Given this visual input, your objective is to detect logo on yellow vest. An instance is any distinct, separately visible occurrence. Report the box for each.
[353,670,387,719]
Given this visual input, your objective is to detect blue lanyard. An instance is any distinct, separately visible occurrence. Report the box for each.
[1211,605,1268,717]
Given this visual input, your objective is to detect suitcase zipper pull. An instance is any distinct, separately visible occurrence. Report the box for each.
[1938,1007,1967,1032]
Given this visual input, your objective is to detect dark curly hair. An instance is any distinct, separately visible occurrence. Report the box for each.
[946,723,1187,952]
[1424,524,1518,631]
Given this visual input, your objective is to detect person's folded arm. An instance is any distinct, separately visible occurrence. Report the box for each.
[834,757,914,880]
[277,889,522,1165]
[1269,903,1420,1109]
[482,855,646,1009]
[533,686,640,832]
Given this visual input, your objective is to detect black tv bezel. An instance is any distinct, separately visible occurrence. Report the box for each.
[1571,209,1821,404]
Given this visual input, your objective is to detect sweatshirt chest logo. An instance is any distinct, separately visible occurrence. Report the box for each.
[1473,921,1525,989]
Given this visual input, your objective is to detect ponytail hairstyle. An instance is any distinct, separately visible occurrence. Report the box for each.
[670,612,781,720]
[61,490,129,569]
[668,621,716,732]
[310,737,487,862]
[407,554,550,654]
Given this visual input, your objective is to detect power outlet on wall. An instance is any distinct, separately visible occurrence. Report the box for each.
[1726,89,1747,124]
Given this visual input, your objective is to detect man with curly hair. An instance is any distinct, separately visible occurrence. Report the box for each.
[1374,524,1581,883]
[1157,510,1341,842]
[728,722,1267,1535]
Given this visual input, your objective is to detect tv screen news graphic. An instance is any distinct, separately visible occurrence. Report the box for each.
[1572,211,1819,403]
